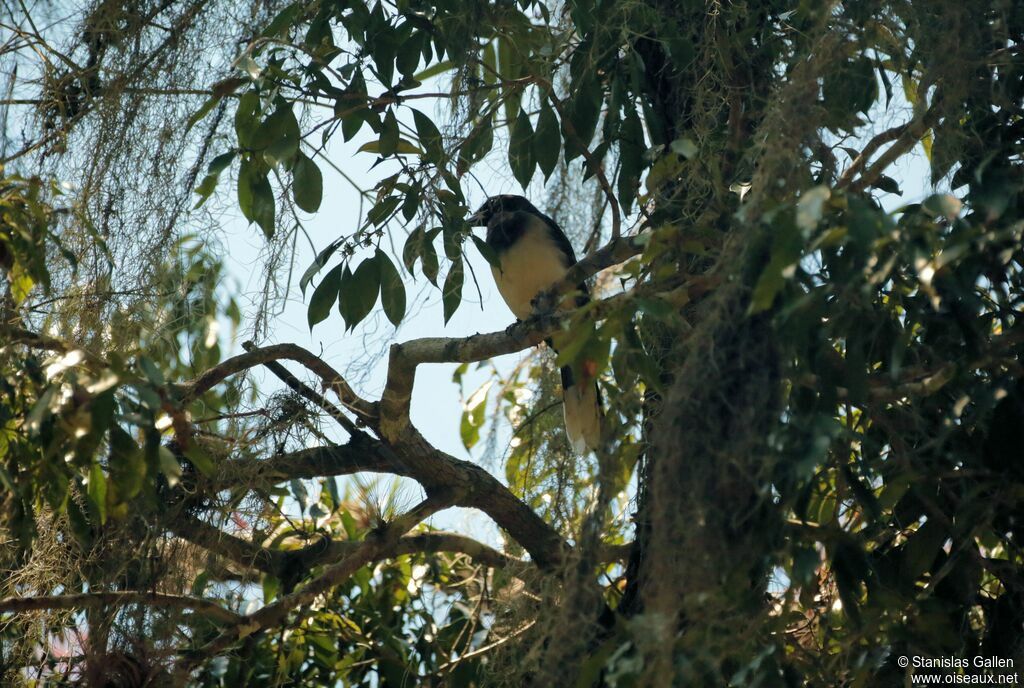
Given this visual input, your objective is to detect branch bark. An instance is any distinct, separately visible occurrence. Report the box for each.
[0,591,241,624]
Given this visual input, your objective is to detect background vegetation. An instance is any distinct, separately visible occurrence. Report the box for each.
[1,0,1022,685]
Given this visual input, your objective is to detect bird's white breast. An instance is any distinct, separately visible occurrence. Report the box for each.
[491,218,570,320]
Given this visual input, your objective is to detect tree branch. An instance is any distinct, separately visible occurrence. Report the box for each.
[216,437,409,489]
[241,339,361,435]
[180,343,376,422]
[0,591,241,624]
[175,491,458,675]
[838,104,939,192]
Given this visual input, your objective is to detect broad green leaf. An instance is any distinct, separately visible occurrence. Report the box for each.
[922,193,962,221]
[413,60,455,82]
[367,196,401,226]
[421,228,441,285]
[292,153,323,213]
[460,380,492,450]
[299,241,342,295]
[901,519,947,580]
[307,262,344,329]
[442,258,464,324]
[261,2,300,38]
[88,461,107,524]
[412,109,444,162]
[471,234,500,269]
[339,255,380,330]
[234,92,261,148]
[563,72,602,160]
[534,95,561,179]
[357,138,424,155]
[617,105,645,214]
[238,158,276,238]
[254,106,300,166]
[138,356,164,385]
[379,109,400,156]
[183,444,216,476]
[377,249,406,327]
[509,108,536,189]
[396,31,422,76]
[457,115,493,174]
[186,95,221,134]
[670,137,698,159]
[159,446,183,488]
[402,226,423,274]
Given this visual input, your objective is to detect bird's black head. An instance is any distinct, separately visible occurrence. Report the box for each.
[467,194,538,226]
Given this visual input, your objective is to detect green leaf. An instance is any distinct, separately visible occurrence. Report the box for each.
[307,262,344,329]
[871,174,902,196]
[379,109,400,156]
[357,138,424,155]
[471,234,500,269]
[509,108,537,189]
[194,149,234,208]
[377,249,406,327]
[339,255,380,330]
[922,193,962,221]
[158,446,183,488]
[396,31,422,76]
[421,228,441,285]
[299,241,342,295]
[403,226,423,274]
[207,150,237,176]
[234,92,261,148]
[254,106,300,166]
[442,223,462,261]
[901,519,947,580]
[412,109,445,163]
[457,115,493,174]
[442,259,464,324]
[183,444,216,476]
[138,356,165,385]
[563,72,602,160]
[749,213,802,314]
[670,137,698,160]
[88,462,107,524]
[367,196,401,226]
[238,158,276,238]
[292,153,323,213]
[460,381,491,450]
[186,95,222,134]
[261,3,301,38]
[413,60,455,82]
[262,574,280,603]
[534,95,561,179]
[617,105,645,214]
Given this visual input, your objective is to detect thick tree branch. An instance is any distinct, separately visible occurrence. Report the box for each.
[171,514,278,575]
[216,436,409,489]
[180,343,376,421]
[241,339,361,435]
[175,491,457,675]
[838,104,939,192]
[0,591,241,624]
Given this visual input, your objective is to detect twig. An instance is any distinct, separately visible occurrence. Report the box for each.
[0,591,241,624]
[241,340,360,435]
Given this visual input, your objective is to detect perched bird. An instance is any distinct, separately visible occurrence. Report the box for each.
[467,194,602,452]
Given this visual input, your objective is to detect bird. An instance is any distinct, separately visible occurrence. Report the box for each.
[467,194,602,453]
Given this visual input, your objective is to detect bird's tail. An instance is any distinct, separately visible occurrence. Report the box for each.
[560,365,602,453]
